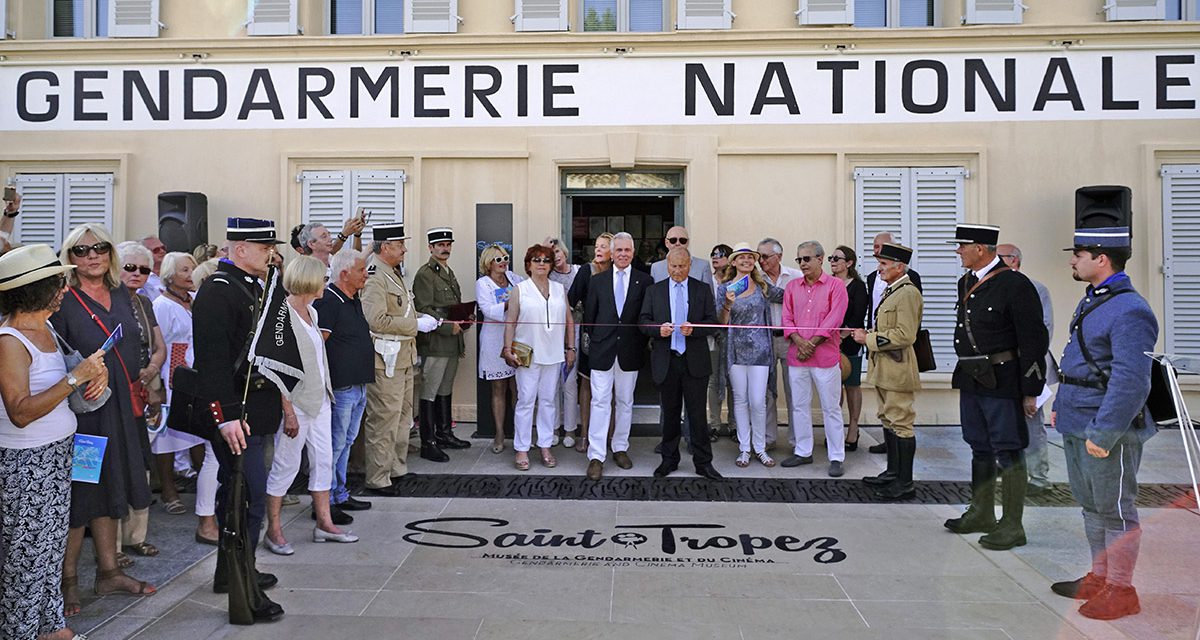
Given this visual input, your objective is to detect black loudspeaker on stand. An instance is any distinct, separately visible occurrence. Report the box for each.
[1075,185,1132,233]
[158,191,209,253]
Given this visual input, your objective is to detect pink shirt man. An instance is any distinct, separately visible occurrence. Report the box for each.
[782,272,848,369]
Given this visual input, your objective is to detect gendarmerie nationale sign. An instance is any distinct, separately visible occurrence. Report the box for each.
[2,50,1196,131]
[403,517,846,569]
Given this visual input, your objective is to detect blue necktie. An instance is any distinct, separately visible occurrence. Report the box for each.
[615,269,626,316]
[672,282,686,354]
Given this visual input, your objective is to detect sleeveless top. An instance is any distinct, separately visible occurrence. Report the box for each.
[514,278,567,366]
[0,327,77,449]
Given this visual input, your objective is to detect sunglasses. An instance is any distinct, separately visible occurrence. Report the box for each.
[123,264,152,275]
[666,237,689,245]
[795,256,817,264]
[493,255,510,263]
[828,256,846,263]
[530,257,552,264]
[149,246,167,255]
[710,252,726,259]
[69,242,112,258]
[758,253,778,261]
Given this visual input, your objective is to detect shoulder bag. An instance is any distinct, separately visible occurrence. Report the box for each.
[68,288,146,418]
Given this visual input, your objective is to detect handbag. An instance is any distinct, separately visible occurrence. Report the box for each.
[913,329,937,373]
[131,294,168,410]
[69,288,146,418]
[49,324,112,414]
[510,341,533,368]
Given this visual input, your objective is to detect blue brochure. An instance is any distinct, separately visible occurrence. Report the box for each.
[72,434,107,484]
[99,323,123,353]
[727,275,750,297]
[493,286,512,304]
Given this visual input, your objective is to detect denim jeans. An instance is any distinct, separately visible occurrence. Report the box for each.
[330,384,367,505]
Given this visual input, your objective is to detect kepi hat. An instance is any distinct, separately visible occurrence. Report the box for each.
[0,244,75,291]
[1064,226,1131,251]
[426,227,454,244]
[373,223,410,242]
[227,217,285,244]
[947,223,1000,245]
[876,243,914,265]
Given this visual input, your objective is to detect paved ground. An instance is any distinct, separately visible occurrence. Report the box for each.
[70,426,1200,640]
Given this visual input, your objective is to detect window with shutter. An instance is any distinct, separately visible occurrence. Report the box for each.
[1,0,8,39]
[1165,0,1199,19]
[108,0,160,37]
[1163,164,1200,356]
[247,0,298,35]
[1105,0,1166,21]
[799,0,856,25]
[677,0,732,29]
[52,0,110,37]
[964,0,1026,24]
[300,170,405,240]
[406,0,460,33]
[514,0,568,31]
[855,166,966,370]
[581,0,665,31]
[12,173,114,249]
[330,0,406,34]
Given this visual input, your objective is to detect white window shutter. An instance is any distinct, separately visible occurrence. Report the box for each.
[247,0,297,35]
[513,0,568,31]
[1,0,8,39]
[351,170,405,238]
[1163,164,1200,356]
[964,0,1025,24]
[407,0,460,33]
[64,174,114,231]
[797,0,854,25]
[12,175,65,248]
[910,168,967,371]
[1105,0,1166,21]
[300,171,352,233]
[854,167,908,280]
[108,0,160,37]
[677,0,733,29]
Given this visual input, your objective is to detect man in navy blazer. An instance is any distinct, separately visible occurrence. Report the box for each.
[640,248,724,480]
[583,232,652,480]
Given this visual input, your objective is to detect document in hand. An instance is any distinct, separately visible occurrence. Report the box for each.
[727,275,750,297]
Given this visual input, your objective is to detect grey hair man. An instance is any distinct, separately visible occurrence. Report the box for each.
[298,222,335,266]
[757,236,801,451]
[865,231,923,454]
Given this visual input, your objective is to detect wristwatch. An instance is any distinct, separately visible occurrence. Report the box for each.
[2,209,18,219]
[337,232,349,242]
[66,374,79,391]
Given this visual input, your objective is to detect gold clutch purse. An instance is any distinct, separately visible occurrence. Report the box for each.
[510,341,533,368]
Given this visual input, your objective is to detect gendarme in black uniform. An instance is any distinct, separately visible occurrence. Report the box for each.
[944,223,1048,552]
[191,217,285,623]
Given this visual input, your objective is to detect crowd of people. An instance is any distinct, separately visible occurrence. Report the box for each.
[0,182,1161,634]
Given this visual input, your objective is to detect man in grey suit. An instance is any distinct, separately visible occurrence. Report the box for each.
[999,243,1056,496]
[650,226,713,286]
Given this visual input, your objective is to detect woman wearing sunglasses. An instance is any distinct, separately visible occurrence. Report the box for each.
[52,224,157,617]
[829,246,869,451]
[475,244,523,455]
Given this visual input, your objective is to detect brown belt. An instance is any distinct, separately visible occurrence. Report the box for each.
[987,350,1016,365]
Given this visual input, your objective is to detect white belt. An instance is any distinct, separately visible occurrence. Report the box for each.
[372,334,413,378]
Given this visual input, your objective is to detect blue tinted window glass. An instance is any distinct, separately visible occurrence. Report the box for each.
[898,0,933,26]
[583,0,618,31]
[629,0,663,32]
[375,0,404,33]
[96,0,109,36]
[331,0,364,34]
[855,0,886,27]
[1166,0,1181,20]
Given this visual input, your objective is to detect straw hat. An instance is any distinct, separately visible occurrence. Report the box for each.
[0,244,75,292]
[728,242,758,259]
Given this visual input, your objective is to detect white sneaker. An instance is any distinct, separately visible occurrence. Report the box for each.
[563,432,576,448]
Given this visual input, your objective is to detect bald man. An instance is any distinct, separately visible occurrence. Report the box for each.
[650,226,713,286]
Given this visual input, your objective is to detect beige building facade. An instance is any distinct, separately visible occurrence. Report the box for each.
[1,0,1197,423]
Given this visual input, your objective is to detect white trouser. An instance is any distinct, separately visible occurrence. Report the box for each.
[559,342,580,433]
[266,401,334,496]
[730,364,770,454]
[788,365,846,461]
[194,441,219,517]
[515,363,561,452]
[588,364,637,461]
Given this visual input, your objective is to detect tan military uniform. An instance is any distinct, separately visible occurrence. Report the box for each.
[865,274,924,438]
[361,253,420,487]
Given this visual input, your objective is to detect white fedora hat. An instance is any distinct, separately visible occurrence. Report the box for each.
[0,244,75,292]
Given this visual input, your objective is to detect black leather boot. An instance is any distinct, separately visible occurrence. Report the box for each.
[419,399,449,462]
[863,429,898,486]
[434,394,471,449]
[979,459,1027,550]
[874,436,916,500]
[944,456,998,534]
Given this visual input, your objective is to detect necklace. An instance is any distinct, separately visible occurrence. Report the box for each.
[489,272,509,288]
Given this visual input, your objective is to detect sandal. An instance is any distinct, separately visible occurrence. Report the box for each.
[93,568,156,597]
[161,499,187,515]
[115,552,134,569]
[735,452,751,468]
[755,450,777,468]
[124,542,158,557]
[61,575,81,617]
[491,442,505,454]
[514,454,530,471]
[540,449,557,468]
[574,436,588,453]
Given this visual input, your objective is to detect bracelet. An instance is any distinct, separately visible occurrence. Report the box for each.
[2,210,17,219]
[353,232,362,238]
[337,232,349,242]
[566,346,576,352]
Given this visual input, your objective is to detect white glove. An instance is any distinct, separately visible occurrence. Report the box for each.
[417,314,440,333]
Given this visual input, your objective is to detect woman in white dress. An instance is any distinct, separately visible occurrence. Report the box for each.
[502,245,575,470]
[150,252,220,545]
[544,238,580,448]
[475,245,522,454]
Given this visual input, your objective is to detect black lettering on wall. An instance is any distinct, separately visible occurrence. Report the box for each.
[123,70,169,121]
[237,69,284,120]
[517,65,529,117]
[299,67,335,119]
[184,69,227,120]
[875,60,887,114]
[415,66,451,118]
[684,62,735,116]
[751,62,799,115]
[1101,57,1138,110]
[74,70,108,121]
[465,66,502,118]
[816,61,858,114]
[543,64,579,117]
[17,71,59,123]
[964,58,1016,112]
[1033,58,1084,111]
[901,60,948,114]
[350,66,400,118]
[1157,55,1196,110]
